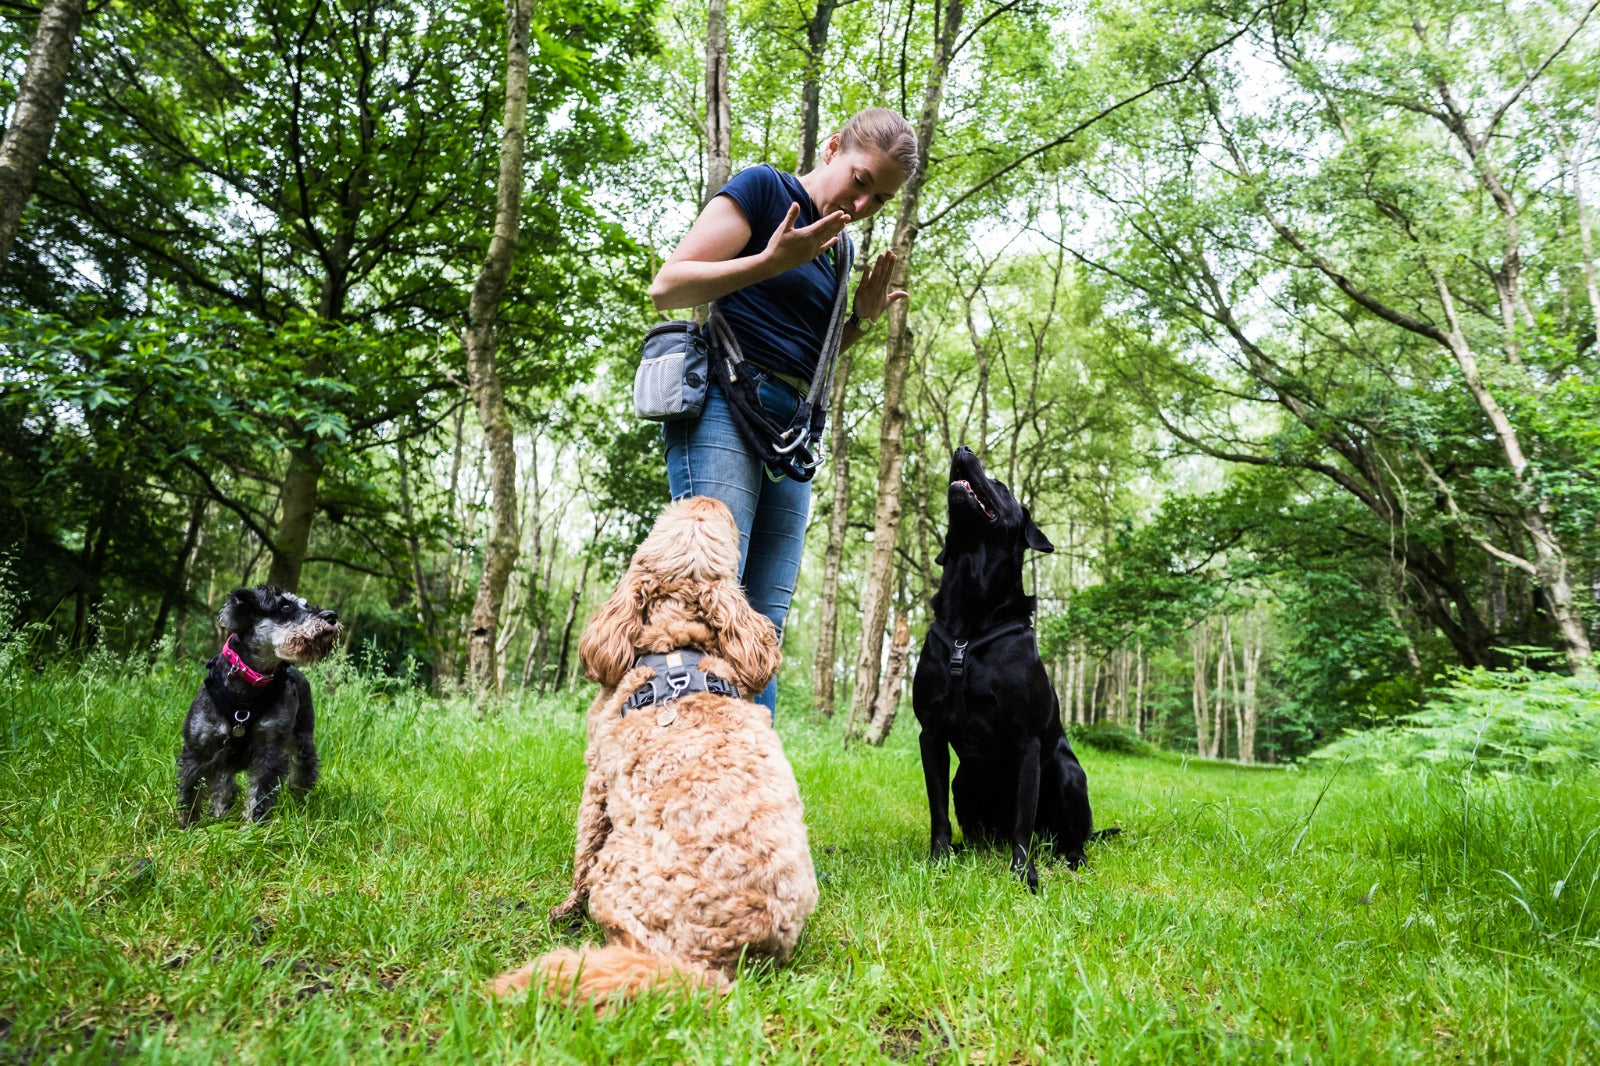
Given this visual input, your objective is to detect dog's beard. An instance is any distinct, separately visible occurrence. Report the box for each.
[257,619,342,665]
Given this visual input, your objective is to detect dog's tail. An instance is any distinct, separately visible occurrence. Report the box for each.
[487,942,729,1010]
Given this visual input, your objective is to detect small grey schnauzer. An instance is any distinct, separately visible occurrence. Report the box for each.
[177,585,341,826]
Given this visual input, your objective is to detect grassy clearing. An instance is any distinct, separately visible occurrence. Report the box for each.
[3,653,1600,1063]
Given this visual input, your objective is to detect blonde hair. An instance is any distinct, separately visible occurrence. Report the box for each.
[835,108,918,176]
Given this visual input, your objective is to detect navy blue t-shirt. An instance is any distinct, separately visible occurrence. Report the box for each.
[717,164,844,384]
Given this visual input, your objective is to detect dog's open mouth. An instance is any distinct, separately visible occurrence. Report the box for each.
[951,479,996,520]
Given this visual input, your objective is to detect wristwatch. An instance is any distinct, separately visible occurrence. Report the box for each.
[848,310,875,331]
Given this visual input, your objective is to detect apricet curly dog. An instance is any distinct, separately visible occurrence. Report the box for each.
[489,496,818,1008]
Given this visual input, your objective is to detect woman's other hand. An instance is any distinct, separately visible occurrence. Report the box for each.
[851,251,909,324]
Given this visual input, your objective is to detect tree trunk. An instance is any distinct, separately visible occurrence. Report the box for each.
[1192,621,1211,758]
[1212,618,1229,759]
[0,0,87,269]
[1064,641,1077,725]
[796,0,840,174]
[464,0,534,697]
[1386,598,1422,672]
[704,0,731,200]
[1431,285,1593,673]
[1088,658,1102,724]
[810,349,855,716]
[1239,613,1263,763]
[1074,644,1086,724]
[151,493,207,654]
[863,611,911,745]
[1133,640,1145,735]
[1568,85,1600,335]
[554,550,597,691]
[396,432,441,679]
[266,443,321,591]
[846,0,964,733]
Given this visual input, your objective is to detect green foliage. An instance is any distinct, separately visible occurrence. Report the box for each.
[1070,720,1157,757]
[2,0,661,664]
[1313,666,1600,774]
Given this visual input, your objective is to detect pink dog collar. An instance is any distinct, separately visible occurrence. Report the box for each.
[222,634,279,687]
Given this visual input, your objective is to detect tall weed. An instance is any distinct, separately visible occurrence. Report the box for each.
[1310,665,1600,773]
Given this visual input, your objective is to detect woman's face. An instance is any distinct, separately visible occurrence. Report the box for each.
[813,140,909,222]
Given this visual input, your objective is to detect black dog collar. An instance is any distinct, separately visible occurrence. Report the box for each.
[623,650,739,715]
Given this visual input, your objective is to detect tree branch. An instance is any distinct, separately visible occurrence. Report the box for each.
[921,15,1260,229]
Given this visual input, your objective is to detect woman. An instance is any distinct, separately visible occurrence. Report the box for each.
[648,108,917,715]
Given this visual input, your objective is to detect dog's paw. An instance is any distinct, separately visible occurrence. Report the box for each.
[547,896,588,936]
[929,838,954,864]
[1011,851,1040,894]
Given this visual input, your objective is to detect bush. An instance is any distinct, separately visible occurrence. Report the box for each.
[1071,720,1156,756]
[1309,665,1600,773]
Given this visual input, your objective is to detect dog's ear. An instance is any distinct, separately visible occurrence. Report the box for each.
[217,587,254,633]
[700,580,781,694]
[578,572,649,687]
[1022,510,1054,554]
[934,547,947,567]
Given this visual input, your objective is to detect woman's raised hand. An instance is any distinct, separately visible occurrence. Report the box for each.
[852,251,908,323]
[763,203,851,274]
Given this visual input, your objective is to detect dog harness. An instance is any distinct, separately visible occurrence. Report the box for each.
[622,650,739,715]
[203,647,288,739]
[927,618,1035,716]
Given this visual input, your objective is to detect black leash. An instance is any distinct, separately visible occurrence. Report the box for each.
[705,235,854,482]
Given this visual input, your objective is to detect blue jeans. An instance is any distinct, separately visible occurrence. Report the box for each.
[664,371,812,716]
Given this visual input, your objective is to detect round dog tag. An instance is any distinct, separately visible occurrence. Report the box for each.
[232,724,246,737]
[655,703,678,728]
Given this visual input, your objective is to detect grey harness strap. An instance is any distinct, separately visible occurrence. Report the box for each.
[623,650,740,714]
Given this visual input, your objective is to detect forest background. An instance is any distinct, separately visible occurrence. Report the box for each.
[4,0,1599,761]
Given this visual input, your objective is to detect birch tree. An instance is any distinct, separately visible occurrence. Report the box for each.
[464,0,534,695]
[0,0,86,268]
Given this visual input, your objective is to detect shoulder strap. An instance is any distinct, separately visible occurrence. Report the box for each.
[809,234,854,408]
[703,232,855,480]
[709,233,853,392]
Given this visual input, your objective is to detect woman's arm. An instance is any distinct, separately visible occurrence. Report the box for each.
[649,197,853,312]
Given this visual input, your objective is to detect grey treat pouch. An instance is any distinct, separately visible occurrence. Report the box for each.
[634,320,709,422]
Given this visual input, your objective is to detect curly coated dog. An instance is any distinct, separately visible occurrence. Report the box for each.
[177,585,341,826]
[489,496,818,1008]
[913,446,1114,892]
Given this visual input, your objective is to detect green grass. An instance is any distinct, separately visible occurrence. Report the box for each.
[4,653,1600,1063]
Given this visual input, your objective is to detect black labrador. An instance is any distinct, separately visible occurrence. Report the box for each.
[912,446,1111,891]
